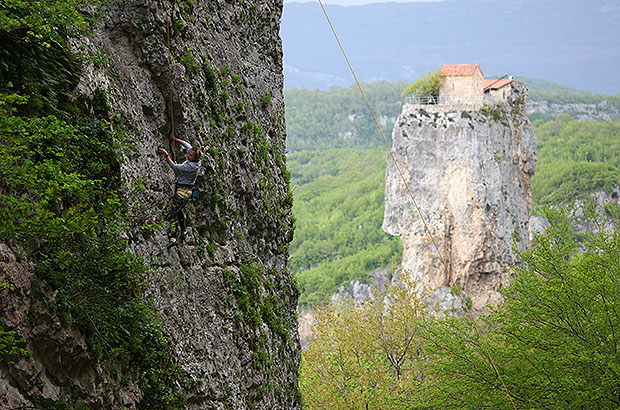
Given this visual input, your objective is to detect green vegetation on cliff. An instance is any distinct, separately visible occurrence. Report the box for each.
[0,2,184,407]
[301,278,425,408]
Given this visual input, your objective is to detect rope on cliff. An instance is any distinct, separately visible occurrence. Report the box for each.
[316,1,518,408]
[164,0,176,162]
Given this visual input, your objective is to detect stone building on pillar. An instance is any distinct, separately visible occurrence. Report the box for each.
[439,64,484,106]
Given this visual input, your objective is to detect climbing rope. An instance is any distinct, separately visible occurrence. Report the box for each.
[316,1,518,408]
[164,0,176,162]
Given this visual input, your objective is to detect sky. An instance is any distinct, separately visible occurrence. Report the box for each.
[282,0,620,93]
[284,0,441,5]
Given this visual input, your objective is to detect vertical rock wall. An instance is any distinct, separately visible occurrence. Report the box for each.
[383,82,537,311]
[1,0,300,408]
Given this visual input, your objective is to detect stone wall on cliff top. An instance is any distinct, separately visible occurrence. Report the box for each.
[383,82,537,311]
[1,0,301,408]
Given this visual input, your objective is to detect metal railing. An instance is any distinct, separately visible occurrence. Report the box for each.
[404,95,455,105]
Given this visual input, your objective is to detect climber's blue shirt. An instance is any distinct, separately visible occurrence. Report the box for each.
[168,140,201,186]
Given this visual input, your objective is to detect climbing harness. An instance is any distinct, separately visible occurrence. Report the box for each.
[316,1,518,408]
[172,183,198,200]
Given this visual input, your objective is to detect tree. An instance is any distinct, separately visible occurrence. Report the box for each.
[401,68,445,98]
[418,208,620,409]
[300,278,426,409]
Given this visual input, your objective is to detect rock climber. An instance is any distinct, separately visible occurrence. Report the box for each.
[158,133,202,250]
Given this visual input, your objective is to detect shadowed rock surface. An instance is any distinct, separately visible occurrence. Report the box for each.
[1,0,301,408]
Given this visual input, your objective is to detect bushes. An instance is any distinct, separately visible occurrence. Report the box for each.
[401,67,444,98]
[302,209,620,409]
[419,209,620,409]
[301,280,426,409]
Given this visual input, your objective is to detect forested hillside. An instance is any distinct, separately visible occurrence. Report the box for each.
[517,75,620,106]
[287,80,620,308]
[288,149,402,307]
[285,81,406,151]
[532,115,620,213]
[285,79,620,152]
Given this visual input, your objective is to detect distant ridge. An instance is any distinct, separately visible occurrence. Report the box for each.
[281,0,620,94]
[513,76,585,93]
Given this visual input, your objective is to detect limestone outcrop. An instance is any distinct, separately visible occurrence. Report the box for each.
[527,100,620,121]
[383,82,537,311]
[1,0,300,408]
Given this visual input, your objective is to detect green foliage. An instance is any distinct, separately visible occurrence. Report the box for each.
[288,149,402,307]
[179,46,199,72]
[224,262,291,343]
[301,280,426,409]
[0,94,121,240]
[0,0,94,41]
[418,208,620,409]
[0,3,184,405]
[532,115,620,212]
[284,80,407,152]
[401,67,444,98]
[0,320,29,364]
[0,0,96,116]
[220,261,299,406]
[262,91,272,107]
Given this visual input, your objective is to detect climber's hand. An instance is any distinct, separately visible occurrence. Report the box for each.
[158,147,169,157]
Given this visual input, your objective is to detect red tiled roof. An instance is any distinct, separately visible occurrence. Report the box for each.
[483,78,514,90]
[440,64,481,77]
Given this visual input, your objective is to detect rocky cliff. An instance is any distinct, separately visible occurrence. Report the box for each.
[383,82,537,311]
[1,0,300,408]
[527,99,620,121]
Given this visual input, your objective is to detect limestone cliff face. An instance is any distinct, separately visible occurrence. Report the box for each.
[383,82,537,311]
[1,0,300,408]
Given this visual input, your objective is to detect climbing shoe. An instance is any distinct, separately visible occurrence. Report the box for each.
[166,239,178,250]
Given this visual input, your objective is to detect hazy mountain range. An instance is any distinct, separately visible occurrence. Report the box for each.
[280,0,620,94]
